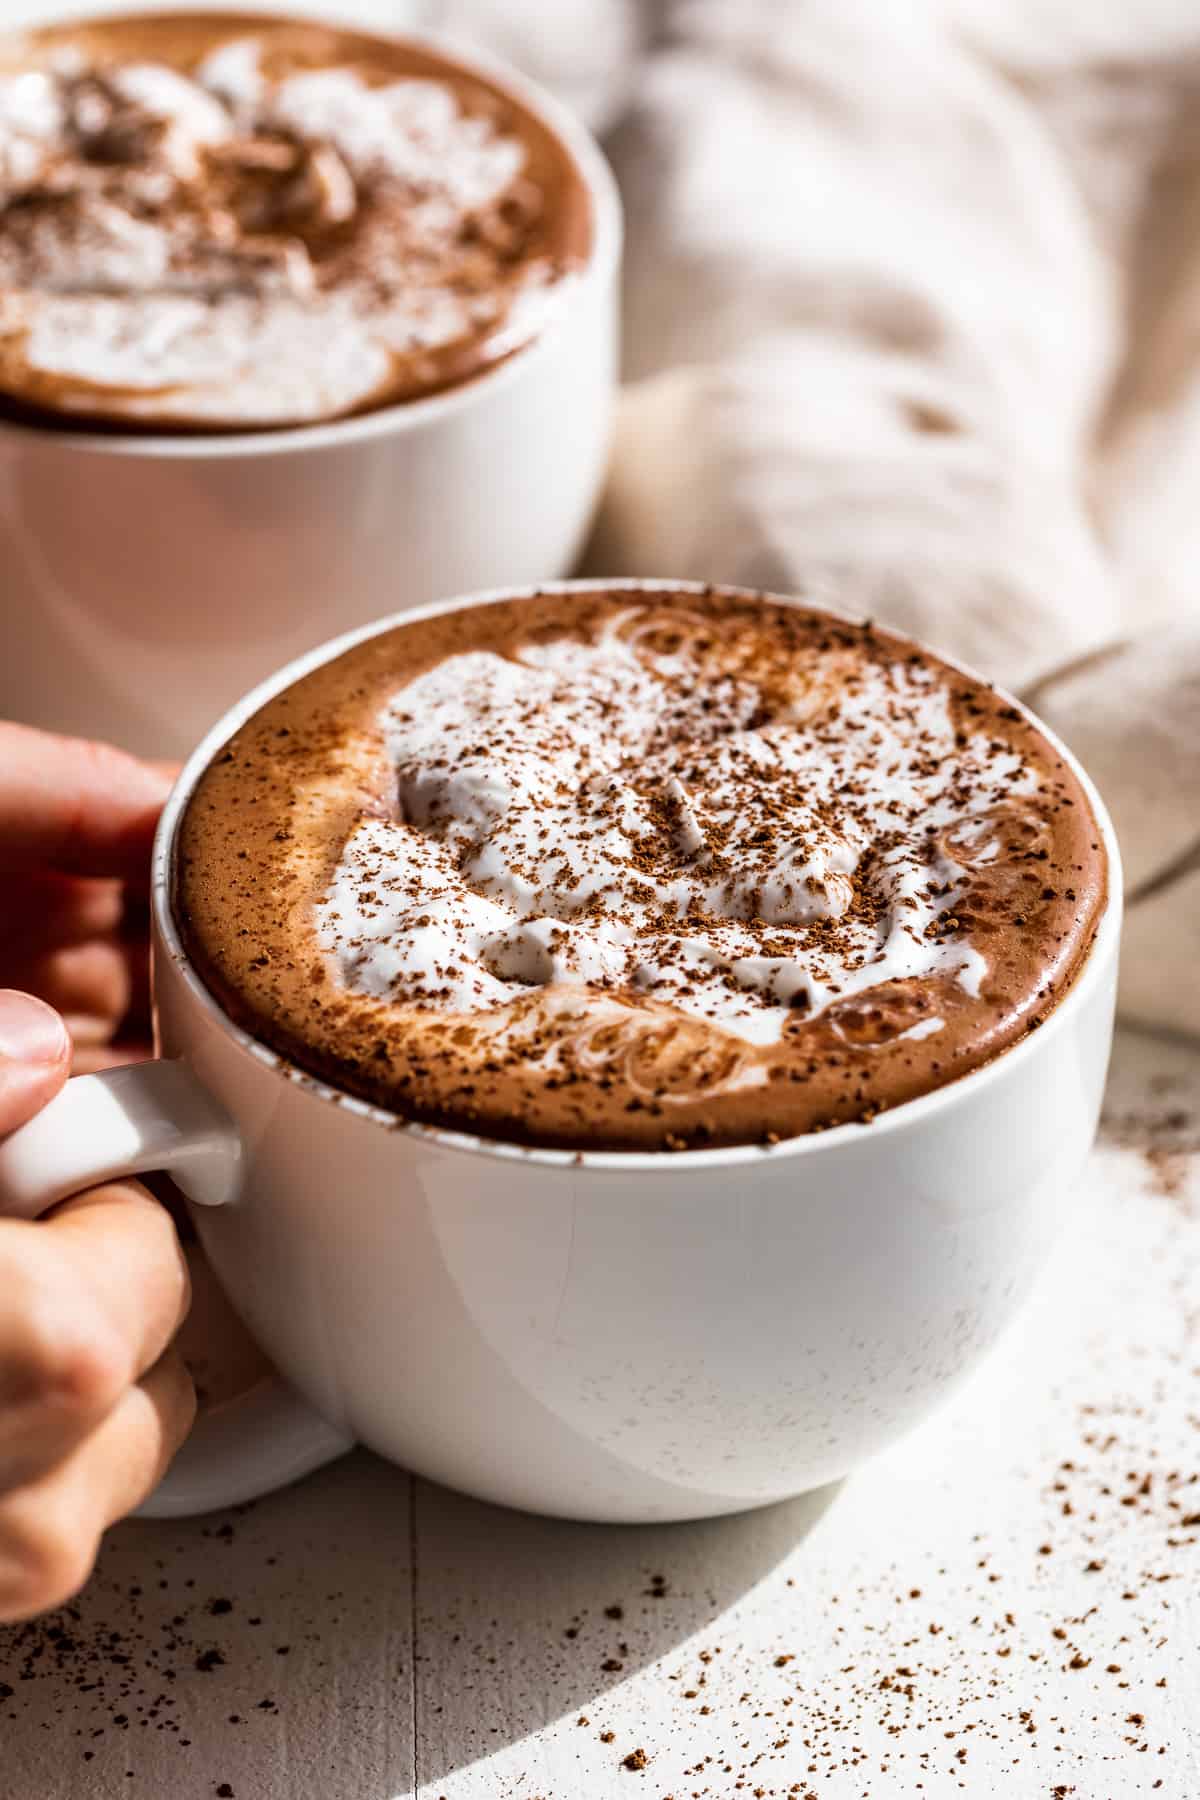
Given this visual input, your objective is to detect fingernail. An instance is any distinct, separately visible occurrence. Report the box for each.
[0,991,68,1066]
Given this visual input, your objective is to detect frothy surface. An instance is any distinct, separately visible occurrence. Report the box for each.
[0,13,590,429]
[176,587,1107,1149]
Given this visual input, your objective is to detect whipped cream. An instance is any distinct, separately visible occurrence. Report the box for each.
[0,32,566,424]
[317,610,1035,1045]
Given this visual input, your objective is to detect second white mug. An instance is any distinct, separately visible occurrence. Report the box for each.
[0,32,621,758]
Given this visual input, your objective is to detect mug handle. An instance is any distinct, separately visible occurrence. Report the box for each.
[0,1063,354,1516]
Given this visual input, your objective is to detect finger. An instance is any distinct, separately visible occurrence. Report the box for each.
[45,1182,192,1379]
[0,941,131,1040]
[0,990,69,1134]
[0,1348,195,1622]
[0,873,125,955]
[96,1348,197,1522]
[0,726,172,882]
[0,1182,190,1481]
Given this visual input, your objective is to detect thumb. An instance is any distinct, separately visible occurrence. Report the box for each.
[0,991,70,1135]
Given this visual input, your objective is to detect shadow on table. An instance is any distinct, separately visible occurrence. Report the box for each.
[0,1448,837,1799]
[406,1463,840,1791]
[0,1450,419,1800]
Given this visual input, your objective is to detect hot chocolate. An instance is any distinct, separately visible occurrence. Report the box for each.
[0,11,590,429]
[175,585,1107,1150]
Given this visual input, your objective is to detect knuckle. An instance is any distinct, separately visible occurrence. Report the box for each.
[0,1507,97,1620]
[17,1303,128,1422]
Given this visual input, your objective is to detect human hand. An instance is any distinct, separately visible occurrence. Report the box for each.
[0,729,194,1620]
[0,724,173,1071]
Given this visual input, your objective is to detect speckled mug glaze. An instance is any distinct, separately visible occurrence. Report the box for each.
[0,582,1122,1522]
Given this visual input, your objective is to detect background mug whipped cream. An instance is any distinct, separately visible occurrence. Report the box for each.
[0,11,591,427]
[0,14,620,757]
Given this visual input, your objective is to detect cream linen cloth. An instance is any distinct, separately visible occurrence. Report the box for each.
[442,0,1198,1037]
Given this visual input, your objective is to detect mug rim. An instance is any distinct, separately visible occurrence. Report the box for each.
[152,577,1125,1173]
[0,12,622,460]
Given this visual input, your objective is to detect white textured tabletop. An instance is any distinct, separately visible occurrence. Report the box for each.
[1,1026,1197,1800]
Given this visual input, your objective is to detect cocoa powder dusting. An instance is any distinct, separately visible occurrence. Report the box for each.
[177,585,1107,1152]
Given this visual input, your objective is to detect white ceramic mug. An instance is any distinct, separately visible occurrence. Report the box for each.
[0,582,1123,1524]
[0,39,620,760]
